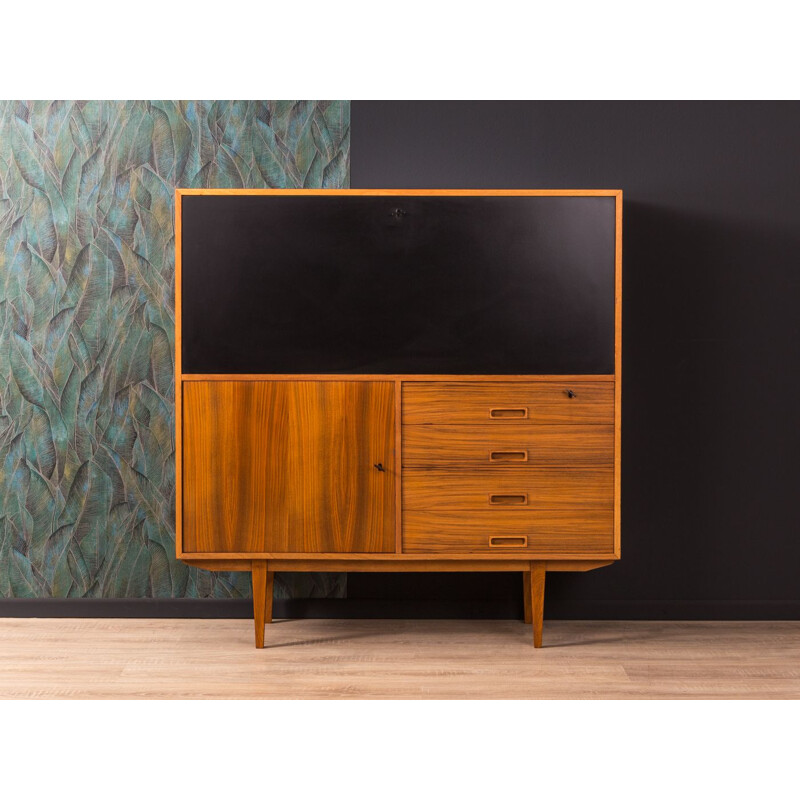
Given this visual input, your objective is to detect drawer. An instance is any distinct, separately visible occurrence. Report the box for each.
[403,382,614,425]
[403,510,614,554]
[403,468,613,511]
[402,424,613,468]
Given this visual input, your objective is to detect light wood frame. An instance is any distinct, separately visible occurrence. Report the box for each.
[174,189,622,647]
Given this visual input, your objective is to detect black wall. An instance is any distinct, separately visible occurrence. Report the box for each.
[348,101,800,619]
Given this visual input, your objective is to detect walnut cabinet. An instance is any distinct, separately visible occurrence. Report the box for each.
[175,189,622,648]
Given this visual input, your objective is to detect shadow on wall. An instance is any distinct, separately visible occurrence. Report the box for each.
[548,199,800,617]
[351,200,800,618]
[0,100,350,600]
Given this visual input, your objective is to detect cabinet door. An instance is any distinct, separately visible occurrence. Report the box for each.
[182,381,395,553]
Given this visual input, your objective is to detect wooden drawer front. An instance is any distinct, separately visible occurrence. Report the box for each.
[403,510,613,554]
[403,382,614,425]
[402,425,613,468]
[403,469,613,511]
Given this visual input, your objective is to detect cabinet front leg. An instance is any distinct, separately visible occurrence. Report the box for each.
[530,561,546,648]
[251,560,271,649]
[523,571,532,624]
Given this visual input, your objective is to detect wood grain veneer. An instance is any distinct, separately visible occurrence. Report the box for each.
[177,189,622,197]
[403,382,614,425]
[182,381,395,553]
[174,190,183,558]
[266,559,544,572]
[395,378,403,553]
[614,191,623,558]
[402,424,614,469]
[181,553,617,564]
[402,468,614,511]
[181,373,615,382]
[403,510,614,554]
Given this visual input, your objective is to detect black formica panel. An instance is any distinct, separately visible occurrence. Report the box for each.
[181,194,615,374]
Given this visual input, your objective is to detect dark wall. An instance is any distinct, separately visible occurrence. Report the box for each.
[349,101,800,619]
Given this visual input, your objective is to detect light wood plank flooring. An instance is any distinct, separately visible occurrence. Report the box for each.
[1,618,799,699]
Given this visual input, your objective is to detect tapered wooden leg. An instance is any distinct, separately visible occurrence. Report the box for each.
[523,571,532,624]
[530,561,546,648]
[251,560,271,649]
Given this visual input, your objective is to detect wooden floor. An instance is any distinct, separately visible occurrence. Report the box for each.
[1,618,799,699]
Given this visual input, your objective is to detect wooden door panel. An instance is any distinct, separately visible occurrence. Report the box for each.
[182,381,395,553]
[182,381,272,553]
[264,381,395,553]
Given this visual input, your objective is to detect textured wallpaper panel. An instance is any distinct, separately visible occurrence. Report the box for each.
[0,100,350,598]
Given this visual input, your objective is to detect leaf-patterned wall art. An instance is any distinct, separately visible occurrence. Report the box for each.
[0,100,350,599]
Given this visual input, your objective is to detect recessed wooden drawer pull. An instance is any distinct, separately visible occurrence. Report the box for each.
[489,450,528,462]
[489,407,528,419]
[489,493,528,505]
[488,535,528,548]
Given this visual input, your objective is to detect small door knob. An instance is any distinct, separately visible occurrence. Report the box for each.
[566,389,576,398]
[374,463,385,472]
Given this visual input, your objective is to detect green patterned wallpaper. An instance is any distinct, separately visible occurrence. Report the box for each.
[0,100,350,599]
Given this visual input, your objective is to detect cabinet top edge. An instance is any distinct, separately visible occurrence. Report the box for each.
[179,374,616,382]
[175,189,623,198]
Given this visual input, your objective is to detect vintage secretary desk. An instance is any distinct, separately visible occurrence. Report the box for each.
[175,189,622,648]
